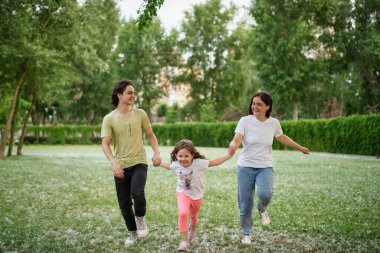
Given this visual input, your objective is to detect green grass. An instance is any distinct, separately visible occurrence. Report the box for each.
[0,145,379,252]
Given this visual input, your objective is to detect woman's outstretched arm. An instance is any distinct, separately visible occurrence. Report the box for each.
[276,134,310,154]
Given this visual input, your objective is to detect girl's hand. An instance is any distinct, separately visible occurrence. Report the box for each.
[152,152,162,166]
[228,144,238,156]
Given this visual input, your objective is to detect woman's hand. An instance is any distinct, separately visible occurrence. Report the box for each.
[299,146,310,154]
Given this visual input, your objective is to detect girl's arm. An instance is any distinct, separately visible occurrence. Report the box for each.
[160,161,171,170]
[209,154,232,167]
[276,134,310,154]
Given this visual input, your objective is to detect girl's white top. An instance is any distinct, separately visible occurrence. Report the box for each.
[170,159,209,200]
[235,115,283,168]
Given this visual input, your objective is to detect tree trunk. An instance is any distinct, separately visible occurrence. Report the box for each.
[0,8,56,160]
[18,94,37,155]
[292,101,299,120]
[7,95,21,156]
[0,62,28,160]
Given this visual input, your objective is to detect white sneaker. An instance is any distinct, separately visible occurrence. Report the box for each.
[188,225,196,244]
[177,240,189,252]
[135,216,149,238]
[125,232,138,247]
[259,211,270,226]
[241,235,252,244]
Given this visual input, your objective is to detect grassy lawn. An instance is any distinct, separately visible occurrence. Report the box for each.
[0,145,379,252]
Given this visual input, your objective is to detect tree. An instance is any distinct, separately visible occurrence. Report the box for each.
[156,104,167,117]
[135,0,165,29]
[178,0,253,117]
[0,0,120,158]
[0,0,76,159]
[63,0,120,124]
[199,99,218,122]
[112,19,169,116]
[251,0,330,120]
[344,0,380,113]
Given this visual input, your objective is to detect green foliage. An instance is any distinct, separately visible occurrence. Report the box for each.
[199,100,218,122]
[272,114,380,156]
[1,115,378,155]
[0,0,120,128]
[177,0,254,116]
[165,106,177,124]
[135,0,165,29]
[19,125,100,144]
[251,0,330,119]
[62,0,120,125]
[154,115,379,156]
[156,104,167,117]
[111,19,168,117]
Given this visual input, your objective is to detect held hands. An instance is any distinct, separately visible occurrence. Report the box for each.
[228,143,238,157]
[152,152,162,166]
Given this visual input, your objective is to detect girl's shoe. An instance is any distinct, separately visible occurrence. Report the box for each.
[188,226,196,244]
[177,240,189,252]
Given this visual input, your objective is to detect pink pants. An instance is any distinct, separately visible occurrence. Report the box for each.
[177,192,203,233]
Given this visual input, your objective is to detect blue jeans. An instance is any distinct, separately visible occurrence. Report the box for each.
[237,166,274,235]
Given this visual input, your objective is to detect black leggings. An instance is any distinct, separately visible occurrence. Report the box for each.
[114,163,148,231]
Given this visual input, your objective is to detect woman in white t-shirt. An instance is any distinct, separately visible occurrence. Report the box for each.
[160,139,232,251]
[229,91,310,245]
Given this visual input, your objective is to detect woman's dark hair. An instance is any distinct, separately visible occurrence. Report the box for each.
[170,139,206,162]
[248,91,272,118]
[111,79,134,107]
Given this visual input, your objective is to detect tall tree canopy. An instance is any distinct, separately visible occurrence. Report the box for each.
[177,0,255,119]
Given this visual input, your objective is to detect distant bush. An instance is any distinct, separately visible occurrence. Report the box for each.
[153,115,380,156]
[1,114,379,156]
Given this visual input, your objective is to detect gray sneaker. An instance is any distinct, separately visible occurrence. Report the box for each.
[241,235,252,244]
[125,231,138,247]
[135,216,149,238]
[177,240,189,252]
[259,211,270,226]
[188,225,196,244]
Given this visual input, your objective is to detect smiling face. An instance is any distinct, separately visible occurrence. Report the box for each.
[117,85,135,106]
[175,148,194,168]
[251,96,270,119]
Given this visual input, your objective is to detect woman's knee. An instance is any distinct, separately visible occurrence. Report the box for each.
[257,191,272,202]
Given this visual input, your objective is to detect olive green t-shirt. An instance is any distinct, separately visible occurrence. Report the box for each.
[101,108,151,168]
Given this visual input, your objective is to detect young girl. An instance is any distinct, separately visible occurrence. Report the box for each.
[160,139,233,252]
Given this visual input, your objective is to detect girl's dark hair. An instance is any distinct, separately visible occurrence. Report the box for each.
[170,139,206,162]
[248,91,272,118]
[111,79,135,107]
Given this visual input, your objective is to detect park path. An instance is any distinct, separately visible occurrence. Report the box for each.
[19,145,379,161]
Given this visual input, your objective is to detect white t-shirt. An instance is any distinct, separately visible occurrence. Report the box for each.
[170,159,210,200]
[235,115,283,168]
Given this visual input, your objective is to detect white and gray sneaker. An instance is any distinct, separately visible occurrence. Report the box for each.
[188,225,196,244]
[259,211,270,226]
[125,231,138,247]
[241,235,252,244]
[177,240,189,252]
[135,216,149,238]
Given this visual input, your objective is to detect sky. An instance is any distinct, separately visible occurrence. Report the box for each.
[117,0,252,31]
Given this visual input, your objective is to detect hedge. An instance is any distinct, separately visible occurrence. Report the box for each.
[1,114,379,156]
